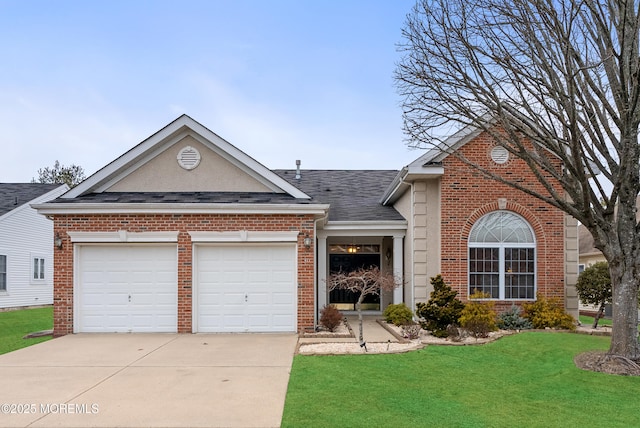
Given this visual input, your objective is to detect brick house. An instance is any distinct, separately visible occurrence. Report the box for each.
[34,115,578,335]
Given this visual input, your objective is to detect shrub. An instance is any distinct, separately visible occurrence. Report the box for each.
[383,303,414,326]
[575,261,611,328]
[522,294,576,330]
[459,293,498,338]
[319,305,343,332]
[416,275,465,337]
[497,305,533,330]
[401,322,422,339]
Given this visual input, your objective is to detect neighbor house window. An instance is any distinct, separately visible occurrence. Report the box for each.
[0,255,6,291]
[468,211,536,300]
[32,256,45,281]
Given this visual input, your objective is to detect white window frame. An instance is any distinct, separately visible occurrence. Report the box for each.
[468,211,536,301]
[31,254,46,284]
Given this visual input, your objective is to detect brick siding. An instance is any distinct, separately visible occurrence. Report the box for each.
[440,131,566,312]
[52,213,315,336]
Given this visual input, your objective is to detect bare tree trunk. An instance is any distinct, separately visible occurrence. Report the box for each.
[609,262,640,360]
[356,293,366,351]
[592,302,605,329]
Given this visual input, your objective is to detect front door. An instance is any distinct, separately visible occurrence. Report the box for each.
[329,252,380,311]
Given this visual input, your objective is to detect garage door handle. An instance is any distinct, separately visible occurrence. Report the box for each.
[245,294,248,302]
[128,294,131,302]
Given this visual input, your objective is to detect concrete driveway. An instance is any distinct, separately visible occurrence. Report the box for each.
[0,333,298,428]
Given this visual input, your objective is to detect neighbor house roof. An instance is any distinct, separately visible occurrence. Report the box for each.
[578,224,599,256]
[0,183,64,217]
[274,170,405,222]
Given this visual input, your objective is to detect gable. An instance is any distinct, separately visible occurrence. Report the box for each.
[106,136,272,193]
[64,115,310,200]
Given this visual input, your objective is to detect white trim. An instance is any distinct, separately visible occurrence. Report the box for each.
[189,230,299,243]
[33,202,330,216]
[68,231,179,243]
[318,223,406,238]
[392,236,404,304]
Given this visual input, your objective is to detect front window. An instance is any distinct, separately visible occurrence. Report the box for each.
[0,255,6,291]
[468,211,535,300]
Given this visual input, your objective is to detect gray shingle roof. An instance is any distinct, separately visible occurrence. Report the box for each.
[46,191,316,205]
[274,170,405,222]
[0,183,62,217]
[46,170,405,223]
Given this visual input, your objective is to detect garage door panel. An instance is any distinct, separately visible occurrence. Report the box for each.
[77,245,178,333]
[196,244,296,332]
[272,292,294,305]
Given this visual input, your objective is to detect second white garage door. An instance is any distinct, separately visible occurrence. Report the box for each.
[195,244,297,332]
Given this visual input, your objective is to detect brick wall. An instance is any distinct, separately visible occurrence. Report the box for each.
[52,213,315,336]
[440,131,566,312]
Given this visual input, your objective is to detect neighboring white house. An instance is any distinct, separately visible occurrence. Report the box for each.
[0,183,68,309]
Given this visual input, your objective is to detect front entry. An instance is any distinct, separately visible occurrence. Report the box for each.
[329,245,381,311]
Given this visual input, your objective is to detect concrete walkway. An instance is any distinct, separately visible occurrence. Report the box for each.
[0,334,297,428]
[298,315,400,345]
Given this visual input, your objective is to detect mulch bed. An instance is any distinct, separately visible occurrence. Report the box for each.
[574,351,640,376]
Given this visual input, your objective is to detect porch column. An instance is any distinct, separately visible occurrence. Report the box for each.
[317,236,327,315]
[393,234,404,304]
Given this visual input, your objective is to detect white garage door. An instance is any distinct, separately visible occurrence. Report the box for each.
[195,244,297,332]
[76,245,178,333]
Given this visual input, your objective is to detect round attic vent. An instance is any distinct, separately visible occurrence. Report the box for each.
[490,146,509,165]
[177,146,201,170]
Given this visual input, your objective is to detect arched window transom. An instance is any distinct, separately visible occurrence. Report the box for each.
[468,211,536,300]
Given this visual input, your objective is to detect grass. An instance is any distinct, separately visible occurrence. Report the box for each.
[579,314,612,327]
[282,332,640,427]
[0,306,53,355]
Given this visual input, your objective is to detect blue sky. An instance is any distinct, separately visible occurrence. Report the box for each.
[0,1,420,182]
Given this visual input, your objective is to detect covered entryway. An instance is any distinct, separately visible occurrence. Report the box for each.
[75,245,178,333]
[194,244,297,332]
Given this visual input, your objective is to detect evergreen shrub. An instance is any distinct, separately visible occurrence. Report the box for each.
[383,303,414,326]
[416,275,465,337]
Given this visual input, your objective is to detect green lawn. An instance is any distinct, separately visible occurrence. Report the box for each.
[0,307,53,355]
[283,332,640,427]
[579,314,612,327]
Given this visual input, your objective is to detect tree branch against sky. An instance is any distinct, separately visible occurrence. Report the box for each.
[32,160,86,188]
[396,0,640,359]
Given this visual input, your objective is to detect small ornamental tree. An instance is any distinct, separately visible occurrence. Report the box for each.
[575,262,611,328]
[416,274,465,338]
[327,267,398,350]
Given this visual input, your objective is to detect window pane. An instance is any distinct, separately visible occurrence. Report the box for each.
[469,247,499,298]
[34,258,38,279]
[39,259,45,279]
[505,248,534,299]
[469,211,534,244]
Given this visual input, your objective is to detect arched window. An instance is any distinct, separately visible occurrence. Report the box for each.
[468,211,536,299]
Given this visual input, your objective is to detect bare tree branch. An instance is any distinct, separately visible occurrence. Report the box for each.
[396,0,640,359]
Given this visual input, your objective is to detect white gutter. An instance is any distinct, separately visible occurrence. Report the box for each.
[32,202,330,216]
